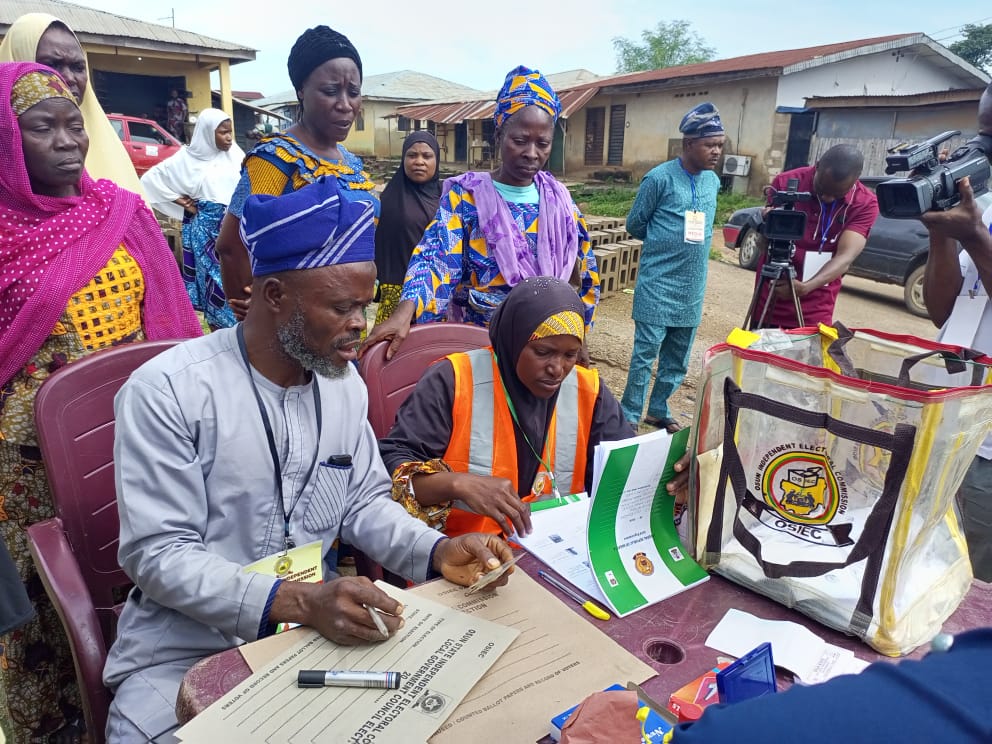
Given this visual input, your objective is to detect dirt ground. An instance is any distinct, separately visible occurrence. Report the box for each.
[587,236,937,428]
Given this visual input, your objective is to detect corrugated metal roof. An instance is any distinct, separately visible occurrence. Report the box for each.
[587,34,916,90]
[394,85,600,124]
[1,0,255,59]
[806,88,985,108]
[360,70,480,101]
[257,70,481,109]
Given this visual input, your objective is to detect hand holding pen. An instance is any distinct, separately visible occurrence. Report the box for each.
[268,576,404,645]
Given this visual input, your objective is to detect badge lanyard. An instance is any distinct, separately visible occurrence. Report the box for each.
[237,324,322,553]
[492,352,562,500]
[813,200,839,253]
[679,159,699,210]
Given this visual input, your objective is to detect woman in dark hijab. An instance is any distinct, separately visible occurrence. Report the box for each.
[378,276,633,538]
[374,131,441,323]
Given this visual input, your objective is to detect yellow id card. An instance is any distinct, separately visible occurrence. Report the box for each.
[243,539,324,583]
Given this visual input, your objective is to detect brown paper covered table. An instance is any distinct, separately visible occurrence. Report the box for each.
[175,555,992,725]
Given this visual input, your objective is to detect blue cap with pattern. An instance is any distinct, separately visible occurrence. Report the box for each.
[240,177,375,276]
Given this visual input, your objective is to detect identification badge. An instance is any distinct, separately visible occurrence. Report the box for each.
[244,539,323,583]
[942,292,987,348]
[802,251,831,282]
[684,210,706,243]
[532,470,552,497]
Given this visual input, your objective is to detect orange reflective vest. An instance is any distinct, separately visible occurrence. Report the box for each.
[443,347,599,536]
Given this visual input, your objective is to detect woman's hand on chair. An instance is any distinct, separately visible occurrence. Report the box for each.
[453,472,533,537]
[361,301,415,361]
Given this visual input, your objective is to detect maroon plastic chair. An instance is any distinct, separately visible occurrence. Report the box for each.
[26,340,179,743]
[354,323,491,583]
[359,322,491,438]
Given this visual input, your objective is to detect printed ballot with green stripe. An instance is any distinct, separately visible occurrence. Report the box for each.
[587,428,708,617]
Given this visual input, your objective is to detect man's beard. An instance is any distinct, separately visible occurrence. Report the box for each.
[275,307,354,379]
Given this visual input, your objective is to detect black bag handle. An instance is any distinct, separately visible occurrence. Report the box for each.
[827,322,987,387]
[897,348,986,388]
[824,322,858,377]
[706,378,916,624]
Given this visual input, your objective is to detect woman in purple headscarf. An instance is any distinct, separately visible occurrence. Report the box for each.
[363,65,599,358]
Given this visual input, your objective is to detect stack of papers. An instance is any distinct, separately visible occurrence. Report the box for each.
[706,609,870,684]
[517,428,708,617]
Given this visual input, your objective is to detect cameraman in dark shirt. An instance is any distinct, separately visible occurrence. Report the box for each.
[753,145,879,328]
[918,83,992,581]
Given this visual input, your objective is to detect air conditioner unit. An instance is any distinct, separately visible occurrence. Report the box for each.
[723,155,752,177]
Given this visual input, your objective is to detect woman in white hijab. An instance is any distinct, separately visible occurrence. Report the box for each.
[0,12,144,195]
[142,108,244,328]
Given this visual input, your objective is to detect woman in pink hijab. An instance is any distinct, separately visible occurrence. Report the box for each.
[0,61,200,741]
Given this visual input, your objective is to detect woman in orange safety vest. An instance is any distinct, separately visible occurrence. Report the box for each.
[379,276,634,537]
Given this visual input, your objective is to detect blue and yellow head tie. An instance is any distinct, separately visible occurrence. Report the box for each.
[493,65,561,128]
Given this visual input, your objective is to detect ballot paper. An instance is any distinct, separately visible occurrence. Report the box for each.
[588,428,708,617]
[513,494,609,603]
[175,582,518,744]
[417,571,656,744]
[706,608,870,685]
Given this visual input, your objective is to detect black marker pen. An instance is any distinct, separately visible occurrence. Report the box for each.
[297,670,401,689]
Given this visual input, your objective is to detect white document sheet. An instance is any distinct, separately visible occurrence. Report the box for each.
[513,495,608,603]
[175,582,518,743]
[705,608,870,685]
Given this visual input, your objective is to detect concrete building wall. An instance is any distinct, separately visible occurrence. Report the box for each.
[343,99,432,158]
[777,51,961,108]
[564,77,780,193]
[85,43,233,129]
[811,102,980,176]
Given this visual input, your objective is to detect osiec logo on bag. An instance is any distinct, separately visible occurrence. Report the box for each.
[754,447,851,546]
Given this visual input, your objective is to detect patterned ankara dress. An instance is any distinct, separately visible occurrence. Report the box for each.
[0,247,144,742]
[400,182,598,329]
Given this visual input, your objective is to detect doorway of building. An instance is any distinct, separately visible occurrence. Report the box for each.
[607,105,626,166]
[784,111,816,170]
[91,70,186,134]
[455,123,468,162]
[584,107,605,166]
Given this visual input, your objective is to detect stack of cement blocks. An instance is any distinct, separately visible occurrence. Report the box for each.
[584,216,643,299]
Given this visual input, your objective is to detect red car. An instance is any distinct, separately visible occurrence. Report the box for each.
[107,113,182,176]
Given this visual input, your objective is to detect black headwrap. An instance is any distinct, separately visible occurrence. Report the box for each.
[374,132,442,286]
[287,26,363,91]
[489,276,585,494]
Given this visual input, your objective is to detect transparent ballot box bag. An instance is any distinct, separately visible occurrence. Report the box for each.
[689,324,992,655]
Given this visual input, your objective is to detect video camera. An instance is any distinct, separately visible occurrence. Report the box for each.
[746,178,812,264]
[875,130,992,219]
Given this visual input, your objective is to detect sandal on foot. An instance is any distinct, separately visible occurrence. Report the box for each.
[644,416,682,433]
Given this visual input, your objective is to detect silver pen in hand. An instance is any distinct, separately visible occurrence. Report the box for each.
[363,603,390,639]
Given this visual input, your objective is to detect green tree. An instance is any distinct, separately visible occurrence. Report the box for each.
[949,23,992,71]
[613,20,716,74]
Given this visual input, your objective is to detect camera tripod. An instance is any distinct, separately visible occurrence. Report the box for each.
[743,257,805,331]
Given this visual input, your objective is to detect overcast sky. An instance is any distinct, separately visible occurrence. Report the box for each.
[65,0,989,96]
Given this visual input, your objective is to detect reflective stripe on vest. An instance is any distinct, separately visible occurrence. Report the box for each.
[465,347,581,485]
[466,348,496,477]
[443,348,598,536]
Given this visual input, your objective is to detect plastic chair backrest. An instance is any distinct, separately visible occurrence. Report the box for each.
[359,323,491,437]
[33,340,180,645]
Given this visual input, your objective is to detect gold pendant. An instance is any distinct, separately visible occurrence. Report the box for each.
[532,471,550,496]
[274,554,293,577]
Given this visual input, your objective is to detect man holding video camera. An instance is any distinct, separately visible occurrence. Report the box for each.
[919,84,992,581]
[752,145,878,328]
